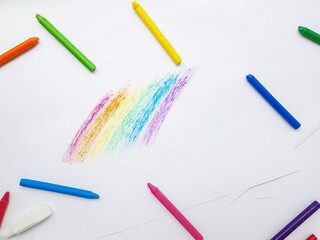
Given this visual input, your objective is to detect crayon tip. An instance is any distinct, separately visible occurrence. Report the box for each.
[36,14,44,21]
[88,192,99,199]
[147,183,157,193]
[30,37,39,43]
[132,1,139,9]
[298,26,306,33]
[306,233,318,240]
[1,192,9,202]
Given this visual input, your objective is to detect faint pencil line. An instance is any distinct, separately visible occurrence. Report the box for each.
[294,124,320,150]
[193,189,249,237]
[93,231,128,240]
[94,215,166,240]
[195,171,301,236]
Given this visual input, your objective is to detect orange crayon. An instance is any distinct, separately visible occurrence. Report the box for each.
[0,37,39,66]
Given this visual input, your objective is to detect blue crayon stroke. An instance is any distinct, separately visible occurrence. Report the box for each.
[126,74,179,143]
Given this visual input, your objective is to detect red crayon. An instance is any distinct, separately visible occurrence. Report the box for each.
[0,192,9,225]
[306,234,318,240]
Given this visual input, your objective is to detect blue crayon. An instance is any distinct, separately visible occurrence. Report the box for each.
[246,74,301,129]
[20,178,99,199]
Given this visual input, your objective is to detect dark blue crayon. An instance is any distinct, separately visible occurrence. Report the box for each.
[246,74,301,129]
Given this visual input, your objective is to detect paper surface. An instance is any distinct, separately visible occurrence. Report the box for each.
[2,0,320,239]
[200,127,320,240]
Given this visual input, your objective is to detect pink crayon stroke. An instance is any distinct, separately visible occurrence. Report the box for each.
[143,69,195,144]
[63,93,113,162]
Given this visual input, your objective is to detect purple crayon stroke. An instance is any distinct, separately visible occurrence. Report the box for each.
[126,74,179,144]
[143,69,195,144]
[63,93,113,162]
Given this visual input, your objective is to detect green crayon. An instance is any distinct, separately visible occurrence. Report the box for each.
[298,26,320,45]
[36,14,96,72]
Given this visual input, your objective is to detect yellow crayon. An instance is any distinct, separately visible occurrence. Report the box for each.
[132,1,182,65]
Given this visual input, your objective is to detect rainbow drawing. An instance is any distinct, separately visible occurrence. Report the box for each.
[64,68,195,163]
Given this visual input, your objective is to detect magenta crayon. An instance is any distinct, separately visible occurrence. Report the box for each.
[148,183,203,240]
[0,192,9,226]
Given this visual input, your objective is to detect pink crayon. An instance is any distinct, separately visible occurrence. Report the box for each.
[147,183,203,240]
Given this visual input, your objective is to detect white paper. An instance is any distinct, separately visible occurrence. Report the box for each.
[3,0,320,239]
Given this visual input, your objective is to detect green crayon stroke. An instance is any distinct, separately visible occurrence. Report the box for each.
[107,79,163,151]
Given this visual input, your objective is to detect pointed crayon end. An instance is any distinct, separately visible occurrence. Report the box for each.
[31,37,40,43]
[90,192,100,199]
[132,1,139,9]
[36,14,43,21]
[147,183,157,193]
[306,234,318,240]
[2,192,9,202]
